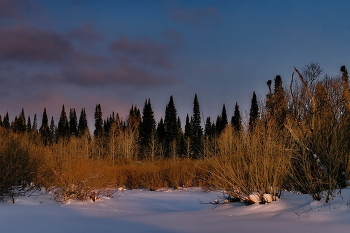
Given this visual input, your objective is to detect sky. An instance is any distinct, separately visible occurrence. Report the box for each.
[1,0,350,127]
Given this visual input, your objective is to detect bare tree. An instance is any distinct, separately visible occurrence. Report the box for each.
[302,62,323,86]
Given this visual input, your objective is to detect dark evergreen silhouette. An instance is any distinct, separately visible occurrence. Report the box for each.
[184,114,192,139]
[140,99,156,150]
[127,105,141,129]
[204,116,214,137]
[341,65,349,83]
[3,112,10,129]
[32,114,38,133]
[49,116,56,143]
[69,108,78,137]
[57,105,69,140]
[13,108,26,133]
[266,75,287,129]
[94,104,103,138]
[190,94,203,158]
[216,104,228,134]
[164,96,179,157]
[249,91,259,131]
[39,108,50,145]
[78,108,89,136]
[157,117,166,150]
[231,102,242,132]
[27,116,32,132]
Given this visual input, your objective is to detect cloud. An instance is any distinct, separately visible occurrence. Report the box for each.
[75,52,107,65]
[110,36,172,70]
[162,29,184,43]
[0,27,73,62]
[61,63,179,87]
[66,22,103,43]
[0,0,22,18]
[0,0,46,21]
[168,6,220,24]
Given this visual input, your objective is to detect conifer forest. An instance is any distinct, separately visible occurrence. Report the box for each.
[1,63,350,204]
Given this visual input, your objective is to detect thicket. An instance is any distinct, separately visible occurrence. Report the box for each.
[0,64,349,204]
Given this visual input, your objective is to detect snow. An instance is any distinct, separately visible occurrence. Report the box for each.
[1,188,350,233]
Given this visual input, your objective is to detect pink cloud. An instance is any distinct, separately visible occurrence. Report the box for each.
[0,27,73,62]
[0,0,22,18]
[0,0,46,21]
[75,52,107,65]
[66,22,103,43]
[110,36,172,70]
[61,63,179,87]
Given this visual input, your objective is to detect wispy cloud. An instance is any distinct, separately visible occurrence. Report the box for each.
[110,36,173,70]
[61,63,179,87]
[0,27,73,62]
[66,22,103,43]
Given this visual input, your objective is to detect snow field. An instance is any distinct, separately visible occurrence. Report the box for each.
[1,188,350,233]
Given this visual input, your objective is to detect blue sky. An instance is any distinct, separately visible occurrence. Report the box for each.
[1,0,350,126]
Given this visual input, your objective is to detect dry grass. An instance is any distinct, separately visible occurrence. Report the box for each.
[206,124,291,203]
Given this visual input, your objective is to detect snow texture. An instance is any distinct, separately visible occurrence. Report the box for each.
[1,187,350,233]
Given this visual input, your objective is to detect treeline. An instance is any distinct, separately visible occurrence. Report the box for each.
[1,63,350,204]
[0,93,245,159]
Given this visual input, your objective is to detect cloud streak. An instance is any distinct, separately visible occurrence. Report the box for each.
[66,22,103,43]
[61,63,179,87]
[110,36,173,70]
[0,27,73,62]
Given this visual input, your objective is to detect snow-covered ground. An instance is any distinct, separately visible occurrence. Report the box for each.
[1,188,350,233]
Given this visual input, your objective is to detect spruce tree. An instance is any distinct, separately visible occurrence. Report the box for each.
[204,116,213,137]
[190,94,203,158]
[13,108,26,133]
[78,108,89,136]
[32,114,38,133]
[3,112,10,129]
[164,96,179,157]
[140,99,156,149]
[94,104,103,138]
[39,108,50,145]
[157,117,166,146]
[231,102,242,132]
[184,114,192,138]
[69,108,78,137]
[215,115,222,135]
[249,92,259,131]
[217,104,228,134]
[266,75,287,129]
[49,116,56,143]
[27,116,32,132]
[57,105,69,140]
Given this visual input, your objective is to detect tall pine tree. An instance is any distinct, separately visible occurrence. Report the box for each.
[249,92,259,131]
[139,99,156,150]
[32,114,38,133]
[231,102,242,132]
[57,105,69,140]
[69,108,78,137]
[78,108,89,136]
[190,94,203,158]
[164,96,179,157]
[94,104,103,138]
[216,104,228,134]
[3,112,10,129]
[39,108,50,145]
